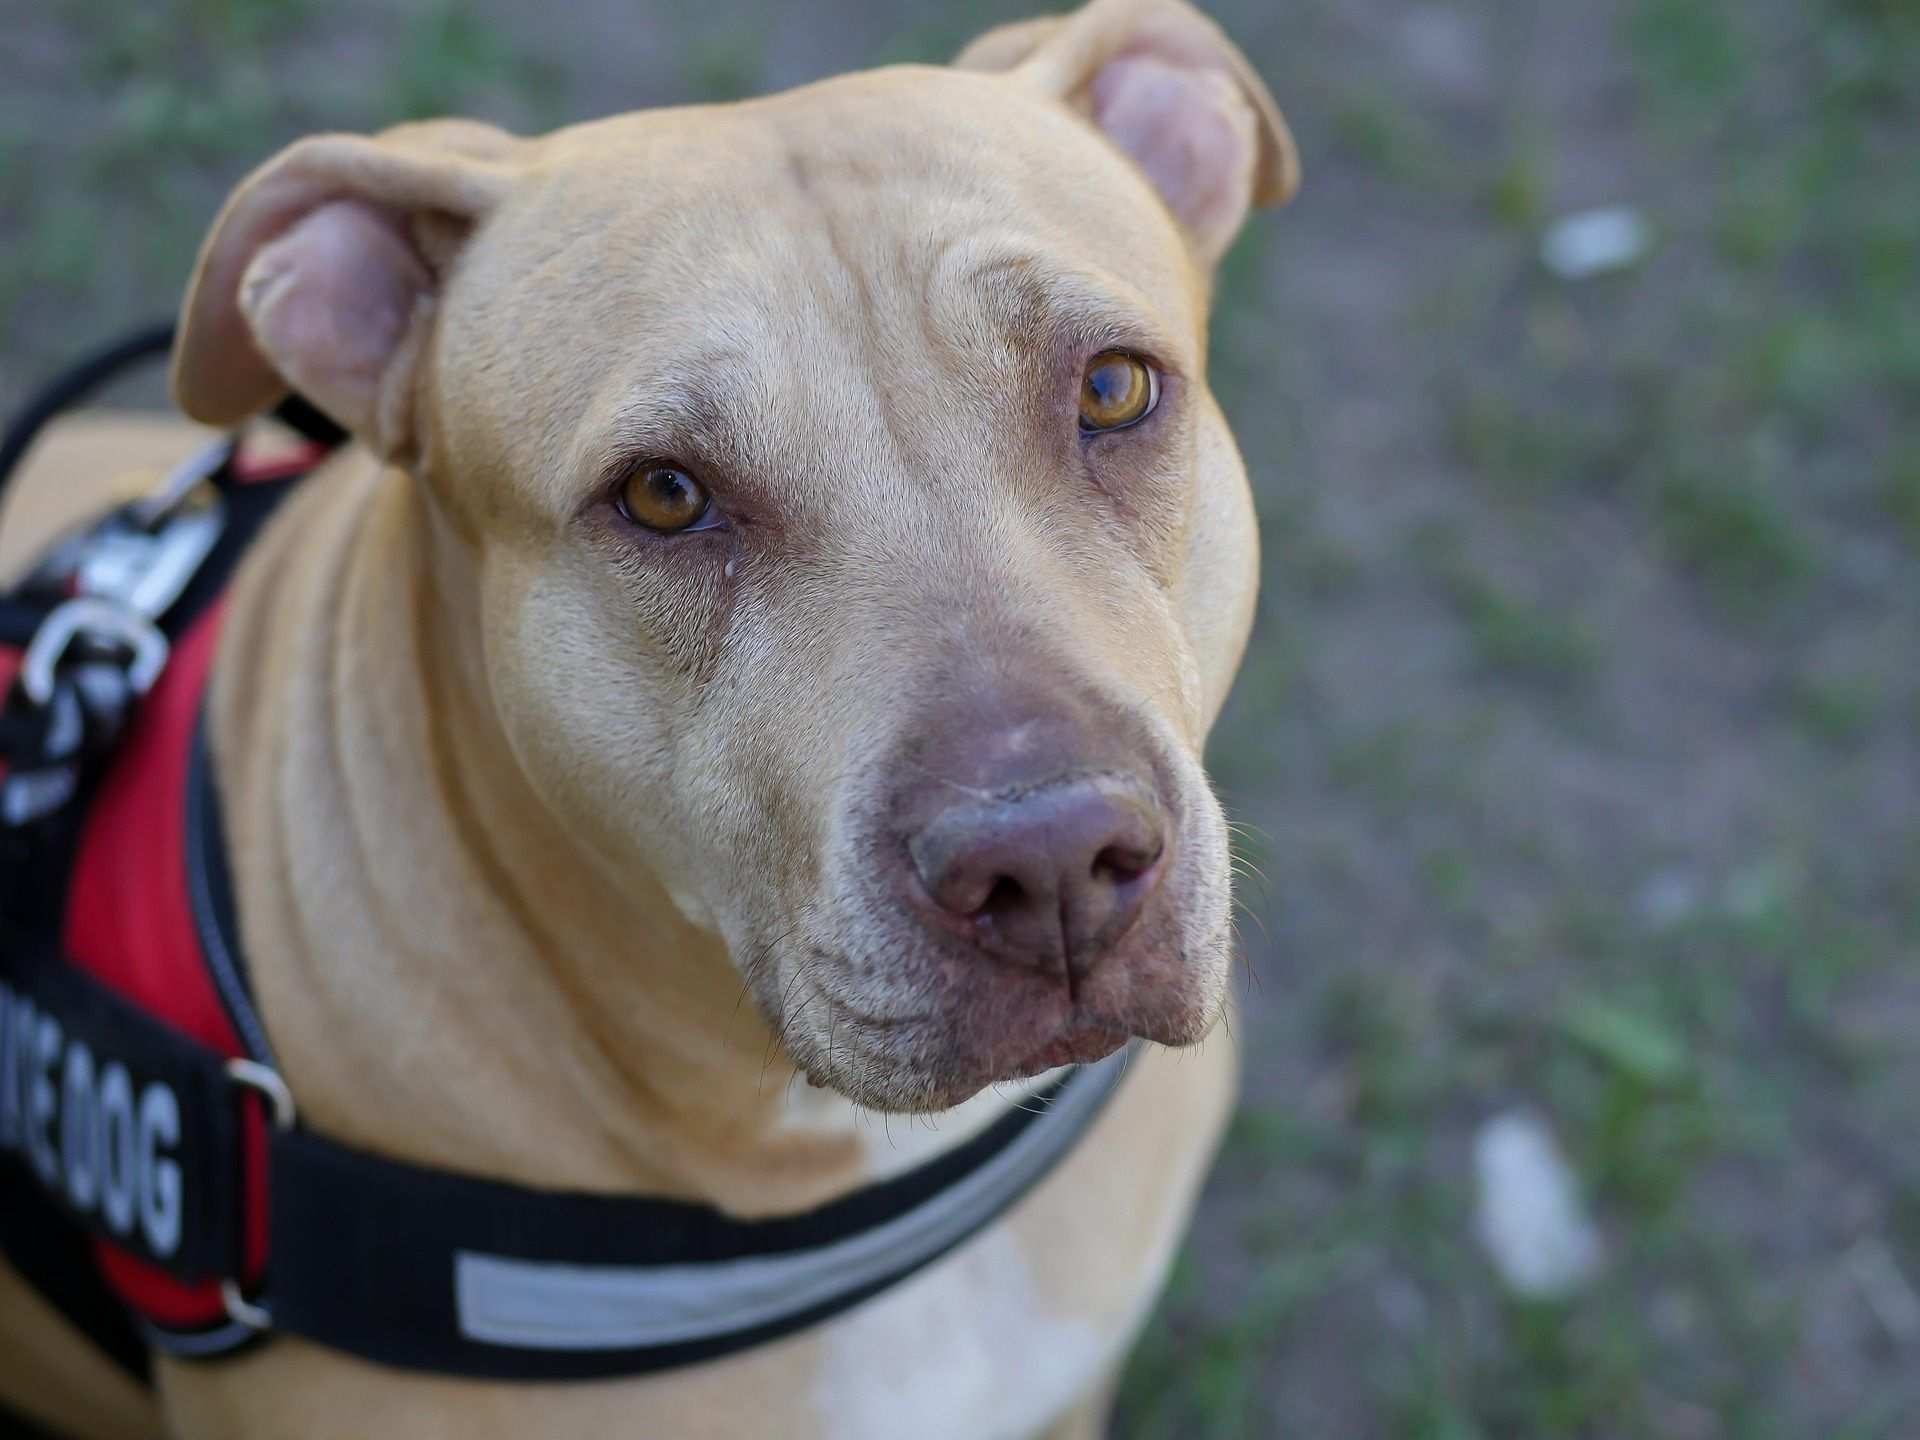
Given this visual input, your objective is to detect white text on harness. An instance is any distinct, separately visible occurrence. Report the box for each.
[0,978,184,1257]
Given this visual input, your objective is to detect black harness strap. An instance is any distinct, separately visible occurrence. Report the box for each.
[259,1055,1129,1380]
[0,947,247,1282]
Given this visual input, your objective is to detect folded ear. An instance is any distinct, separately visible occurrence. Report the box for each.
[955,0,1298,266]
[171,120,521,461]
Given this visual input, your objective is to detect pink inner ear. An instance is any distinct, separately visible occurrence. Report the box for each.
[1089,54,1258,260]
[238,199,430,437]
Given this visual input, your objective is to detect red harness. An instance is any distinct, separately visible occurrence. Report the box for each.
[60,603,270,1338]
[1,441,318,1353]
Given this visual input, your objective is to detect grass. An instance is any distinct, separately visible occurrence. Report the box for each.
[1129,840,1910,1436]
[1139,0,1919,1400]
[1788,675,1877,749]
[1331,90,1457,189]
[389,2,560,125]
[1483,130,1553,232]
[1447,569,1600,691]
[1646,470,1811,616]
[0,0,566,376]
[1886,443,1920,549]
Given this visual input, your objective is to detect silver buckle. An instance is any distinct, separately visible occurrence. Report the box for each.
[80,446,230,620]
[219,1058,298,1332]
[14,435,234,711]
[18,598,170,708]
[130,436,234,529]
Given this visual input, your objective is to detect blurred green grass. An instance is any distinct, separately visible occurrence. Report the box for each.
[2,0,1917,1435]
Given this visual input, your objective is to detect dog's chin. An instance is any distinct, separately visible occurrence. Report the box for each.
[795,1025,1128,1113]
[784,993,1211,1114]
[758,908,1234,1113]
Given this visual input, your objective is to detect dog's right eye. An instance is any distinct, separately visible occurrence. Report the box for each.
[1079,352,1159,433]
[617,464,715,532]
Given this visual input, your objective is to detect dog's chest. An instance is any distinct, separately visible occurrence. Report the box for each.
[794,1040,1232,1438]
[811,1224,1111,1440]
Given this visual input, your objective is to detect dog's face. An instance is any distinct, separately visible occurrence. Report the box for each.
[173,0,1296,1112]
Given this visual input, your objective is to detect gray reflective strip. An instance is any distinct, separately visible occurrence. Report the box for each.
[454,1046,1132,1351]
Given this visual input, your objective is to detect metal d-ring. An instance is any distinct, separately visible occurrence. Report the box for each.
[225,1057,297,1132]
[219,1058,297,1333]
[219,1278,274,1333]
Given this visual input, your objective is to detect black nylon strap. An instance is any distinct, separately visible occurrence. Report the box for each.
[0,946,244,1284]
[265,394,348,451]
[165,470,307,643]
[186,710,270,1065]
[261,1057,1119,1381]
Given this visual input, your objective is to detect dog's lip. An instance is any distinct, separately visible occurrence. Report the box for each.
[825,995,1130,1084]
[916,1021,1130,1107]
[1004,1022,1130,1076]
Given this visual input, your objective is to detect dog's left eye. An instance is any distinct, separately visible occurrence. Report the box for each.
[617,464,716,532]
[1079,352,1159,433]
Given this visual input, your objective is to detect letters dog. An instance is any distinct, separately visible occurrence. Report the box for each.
[0,0,1295,1434]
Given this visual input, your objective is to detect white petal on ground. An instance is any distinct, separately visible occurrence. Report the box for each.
[1539,205,1650,280]
[1474,1109,1604,1299]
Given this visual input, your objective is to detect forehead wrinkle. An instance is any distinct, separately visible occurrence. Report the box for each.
[929,238,1194,374]
[768,136,946,488]
[599,356,779,482]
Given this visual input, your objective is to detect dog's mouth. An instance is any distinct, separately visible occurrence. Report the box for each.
[1009,1021,1131,1074]
[805,1017,1132,1112]
[767,935,1219,1113]
[747,719,1234,1113]
[799,1012,1129,1102]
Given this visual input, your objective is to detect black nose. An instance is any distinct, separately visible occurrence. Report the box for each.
[907,771,1166,977]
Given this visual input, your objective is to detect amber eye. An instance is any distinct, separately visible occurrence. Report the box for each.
[617,464,712,532]
[1079,352,1158,432]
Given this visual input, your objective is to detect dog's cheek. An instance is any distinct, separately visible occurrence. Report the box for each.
[1077,408,1198,590]
[1173,402,1260,733]
[474,555,739,901]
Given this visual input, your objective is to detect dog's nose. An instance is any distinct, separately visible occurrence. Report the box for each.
[907,772,1166,976]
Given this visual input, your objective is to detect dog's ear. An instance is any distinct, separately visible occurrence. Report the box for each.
[955,0,1298,266]
[172,120,521,461]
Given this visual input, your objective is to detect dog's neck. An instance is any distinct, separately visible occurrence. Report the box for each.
[211,452,1004,1214]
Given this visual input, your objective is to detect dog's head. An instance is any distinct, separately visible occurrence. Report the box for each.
[173,0,1295,1113]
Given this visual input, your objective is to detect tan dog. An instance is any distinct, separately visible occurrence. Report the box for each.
[0,0,1295,1434]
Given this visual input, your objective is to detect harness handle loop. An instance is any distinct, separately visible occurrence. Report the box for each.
[18,599,170,707]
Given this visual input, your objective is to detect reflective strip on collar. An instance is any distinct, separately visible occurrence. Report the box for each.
[454,1045,1130,1352]
[259,1043,1137,1380]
